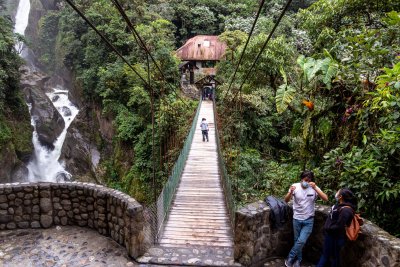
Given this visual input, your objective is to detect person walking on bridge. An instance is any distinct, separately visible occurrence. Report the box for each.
[284,170,328,267]
[200,118,209,142]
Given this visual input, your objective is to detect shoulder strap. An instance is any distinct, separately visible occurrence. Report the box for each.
[340,205,354,213]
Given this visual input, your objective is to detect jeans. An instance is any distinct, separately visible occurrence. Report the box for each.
[287,217,314,263]
[316,234,345,267]
[202,130,209,141]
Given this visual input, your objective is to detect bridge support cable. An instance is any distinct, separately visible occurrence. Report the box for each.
[64,0,189,113]
[110,0,190,109]
[218,0,293,200]
[221,0,267,101]
[230,0,293,103]
[220,0,293,118]
[65,0,148,87]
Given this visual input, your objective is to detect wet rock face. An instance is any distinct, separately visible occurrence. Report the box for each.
[0,144,19,183]
[24,85,65,149]
[0,143,29,184]
[39,0,57,10]
[60,109,101,182]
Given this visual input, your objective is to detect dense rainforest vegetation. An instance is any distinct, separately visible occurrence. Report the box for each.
[216,0,400,237]
[0,3,32,170]
[36,0,200,202]
[1,0,399,237]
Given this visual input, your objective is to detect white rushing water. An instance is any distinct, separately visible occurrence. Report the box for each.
[27,88,79,182]
[14,0,80,182]
[13,0,30,56]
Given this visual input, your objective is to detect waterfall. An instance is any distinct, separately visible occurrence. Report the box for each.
[27,88,79,182]
[14,0,30,57]
[14,0,80,182]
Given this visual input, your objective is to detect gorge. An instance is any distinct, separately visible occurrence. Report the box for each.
[14,0,79,182]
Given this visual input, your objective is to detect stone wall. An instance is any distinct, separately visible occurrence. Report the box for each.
[0,182,150,259]
[234,200,400,267]
[234,201,293,266]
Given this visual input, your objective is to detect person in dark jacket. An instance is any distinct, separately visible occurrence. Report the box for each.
[316,188,357,267]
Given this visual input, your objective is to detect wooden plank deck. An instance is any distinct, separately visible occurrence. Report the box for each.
[159,100,233,248]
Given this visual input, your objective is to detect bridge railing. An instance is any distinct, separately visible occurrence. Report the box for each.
[213,98,235,232]
[154,96,202,241]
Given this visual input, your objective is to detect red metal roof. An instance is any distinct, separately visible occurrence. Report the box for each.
[176,35,227,61]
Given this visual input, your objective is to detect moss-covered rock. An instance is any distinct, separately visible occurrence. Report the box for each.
[0,110,32,183]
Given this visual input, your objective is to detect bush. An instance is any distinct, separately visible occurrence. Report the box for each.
[0,120,11,147]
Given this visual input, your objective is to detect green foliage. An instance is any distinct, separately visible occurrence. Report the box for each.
[0,16,22,113]
[217,0,400,237]
[0,12,32,156]
[37,12,60,71]
[297,51,339,90]
[0,119,11,146]
[276,68,296,113]
[218,30,247,61]
[233,148,302,205]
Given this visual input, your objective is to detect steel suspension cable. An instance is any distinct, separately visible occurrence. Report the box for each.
[231,0,293,102]
[111,0,165,81]
[110,0,190,109]
[65,0,190,121]
[221,0,266,101]
[224,0,293,202]
[65,0,150,87]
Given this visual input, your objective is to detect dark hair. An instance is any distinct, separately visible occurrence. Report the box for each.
[339,188,358,208]
[202,118,206,121]
[300,170,314,181]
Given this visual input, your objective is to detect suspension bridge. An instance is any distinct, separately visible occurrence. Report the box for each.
[17,1,295,266]
[135,97,236,266]
[159,100,233,248]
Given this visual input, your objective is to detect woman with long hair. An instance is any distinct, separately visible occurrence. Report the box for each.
[316,188,357,267]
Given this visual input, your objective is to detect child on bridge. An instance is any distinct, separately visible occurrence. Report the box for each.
[200,118,209,142]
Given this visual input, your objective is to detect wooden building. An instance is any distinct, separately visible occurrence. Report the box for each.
[176,35,226,85]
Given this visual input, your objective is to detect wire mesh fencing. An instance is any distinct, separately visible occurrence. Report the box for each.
[213,98,236,232]
[142,97,202,245]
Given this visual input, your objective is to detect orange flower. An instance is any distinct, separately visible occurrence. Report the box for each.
[302,100,314,111]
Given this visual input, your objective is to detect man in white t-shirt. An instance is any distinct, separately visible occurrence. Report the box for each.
[284,170,328,267]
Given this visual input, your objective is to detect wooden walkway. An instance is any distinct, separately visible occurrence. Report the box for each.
[159,100,233,248]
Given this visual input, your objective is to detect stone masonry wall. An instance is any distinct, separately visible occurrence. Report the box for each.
[0,182,150,259]
[235,200,400,267]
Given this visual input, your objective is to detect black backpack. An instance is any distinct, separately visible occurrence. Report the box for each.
[265,195,290,229]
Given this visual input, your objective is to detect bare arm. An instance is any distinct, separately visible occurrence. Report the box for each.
[284,185,296,203]
[309,182,328,201]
